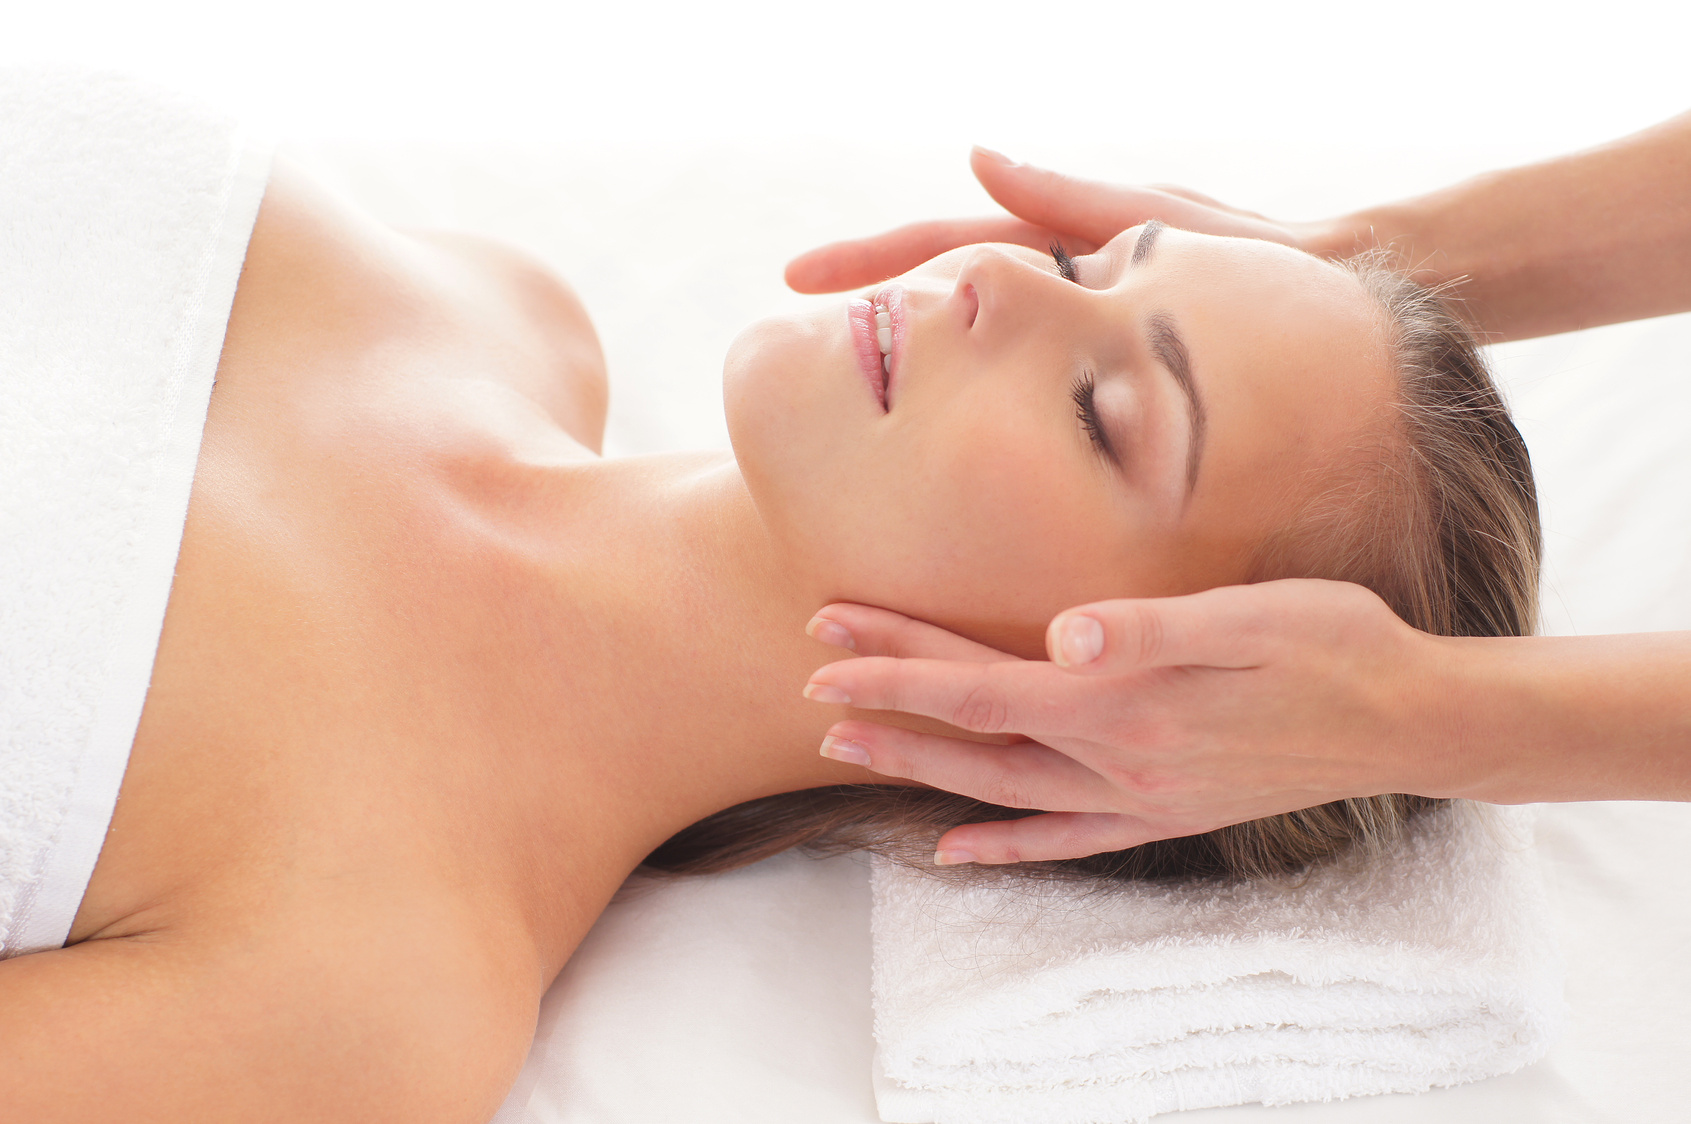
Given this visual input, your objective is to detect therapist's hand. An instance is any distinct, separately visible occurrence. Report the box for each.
[803,580,1471,865]
[785,147,1315,294]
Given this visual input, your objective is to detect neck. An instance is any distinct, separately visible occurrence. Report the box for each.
[487,451,873,965]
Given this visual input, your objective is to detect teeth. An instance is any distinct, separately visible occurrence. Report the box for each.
[882,355,891,375]
[875,307,893,355]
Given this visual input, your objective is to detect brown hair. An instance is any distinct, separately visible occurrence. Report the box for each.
[644,252,1541,883]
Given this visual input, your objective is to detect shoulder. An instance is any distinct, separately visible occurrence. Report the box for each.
[402,227,609,452]
[223,157,608,453]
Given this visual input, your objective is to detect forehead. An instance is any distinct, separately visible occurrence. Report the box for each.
[1104,223,1361,300]
[1128,228,1397,576]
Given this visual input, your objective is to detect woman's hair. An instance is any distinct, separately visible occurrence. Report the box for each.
[644,250,1542,882]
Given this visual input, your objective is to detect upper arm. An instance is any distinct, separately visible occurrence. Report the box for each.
[0,931,532,1124]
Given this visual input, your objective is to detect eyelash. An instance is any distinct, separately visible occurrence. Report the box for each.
[1051,244,1111,460]
[1070,371,1115,460]
[1049,241,1079,283]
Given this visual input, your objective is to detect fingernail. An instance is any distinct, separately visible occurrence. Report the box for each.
[972,145,1015,165]
[933,849,979,866]
[1053,614,1104,667]
[819,735,872,766]
[803,683,851,705]
[806,617,856,650]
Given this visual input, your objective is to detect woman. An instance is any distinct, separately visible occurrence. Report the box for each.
[0,145,1535,1122]
[780,126,1691,865]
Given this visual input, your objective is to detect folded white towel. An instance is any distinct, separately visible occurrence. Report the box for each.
[0,70,269,956]
[870,803,1565,1124]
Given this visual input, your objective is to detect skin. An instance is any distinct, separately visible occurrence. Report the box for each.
[0,159,1396,1121]
[788,112,1691,865]
[733,223,1397,653]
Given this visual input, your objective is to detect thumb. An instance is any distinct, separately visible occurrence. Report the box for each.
[1044,586,1271,675]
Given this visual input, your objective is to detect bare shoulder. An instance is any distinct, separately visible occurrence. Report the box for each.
[0,919,538,1124]
[222,158,608,453]
[402,227,610,453]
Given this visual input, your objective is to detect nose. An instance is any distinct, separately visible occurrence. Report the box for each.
[950,245,1073,337]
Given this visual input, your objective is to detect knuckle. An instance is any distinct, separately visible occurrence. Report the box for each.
[1059,817,1118,857]
[979,771,1039,811]
[867,748,912,779]
[950,683,1010,733]
[986,825,1031,864]
[1096,756,1186,799]
[1132,605,1167,665]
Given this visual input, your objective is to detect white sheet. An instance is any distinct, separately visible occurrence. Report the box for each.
[286,141,1691,1124]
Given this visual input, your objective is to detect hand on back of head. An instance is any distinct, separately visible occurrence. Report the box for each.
[804,580,1470,865]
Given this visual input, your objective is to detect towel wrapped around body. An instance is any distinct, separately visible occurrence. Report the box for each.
[870,803,1565,1124]
[0,70,269,956]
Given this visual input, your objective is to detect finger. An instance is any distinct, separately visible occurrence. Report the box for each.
[819,721,1117,811]
[806,603,1020,663]
[784,216,1057,294]
[971,148,1298,247]
[933,810,1190,864]
[1143,182,1227,206]
[1044,585,1279,676]
[804,656,1080,736]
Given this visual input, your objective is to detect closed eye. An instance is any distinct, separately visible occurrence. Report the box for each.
[1071,371,1116,461]
[1049,241,1080,284]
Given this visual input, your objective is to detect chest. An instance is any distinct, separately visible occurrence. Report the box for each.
[68,208,610,960]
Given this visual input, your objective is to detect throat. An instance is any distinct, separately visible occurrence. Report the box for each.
[474,451,862,876]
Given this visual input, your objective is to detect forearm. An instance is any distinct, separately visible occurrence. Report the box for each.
[1311,112,1691,342]
[1437,630,1691,804]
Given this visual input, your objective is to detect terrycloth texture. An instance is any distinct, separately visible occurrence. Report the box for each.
[870,804,1566,1124]
[0,71,270,956]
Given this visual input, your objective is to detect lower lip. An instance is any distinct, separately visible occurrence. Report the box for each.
[847,298,888,412]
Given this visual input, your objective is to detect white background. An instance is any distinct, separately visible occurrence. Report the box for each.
[6,0,1688,198]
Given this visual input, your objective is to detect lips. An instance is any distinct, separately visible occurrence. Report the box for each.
[847,298,886,410]
[847,284,905,412]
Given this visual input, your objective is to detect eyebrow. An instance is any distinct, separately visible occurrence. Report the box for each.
[1131,219,1165,266]
[1147,314,1205,493]
[1127,221,1206,493]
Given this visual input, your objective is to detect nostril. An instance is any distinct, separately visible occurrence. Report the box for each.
[962,283,979,328]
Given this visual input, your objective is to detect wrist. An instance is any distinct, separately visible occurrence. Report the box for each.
[1416,635,1538,803]
[1380,631,1505,803]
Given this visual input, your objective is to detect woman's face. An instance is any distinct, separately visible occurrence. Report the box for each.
[724,224,1395,654]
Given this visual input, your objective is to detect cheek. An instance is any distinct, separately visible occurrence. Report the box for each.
[832,411,1129,644]
[727,324,1141,648]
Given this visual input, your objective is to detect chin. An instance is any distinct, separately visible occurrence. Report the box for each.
[724,314,820,453]
[723,307,860,527]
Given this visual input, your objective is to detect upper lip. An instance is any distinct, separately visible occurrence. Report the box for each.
[849,298,888,411]
[873,284,906,409]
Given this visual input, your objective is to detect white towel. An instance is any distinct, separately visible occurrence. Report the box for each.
[870,803,1566,1124]
[0,70,270,956]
